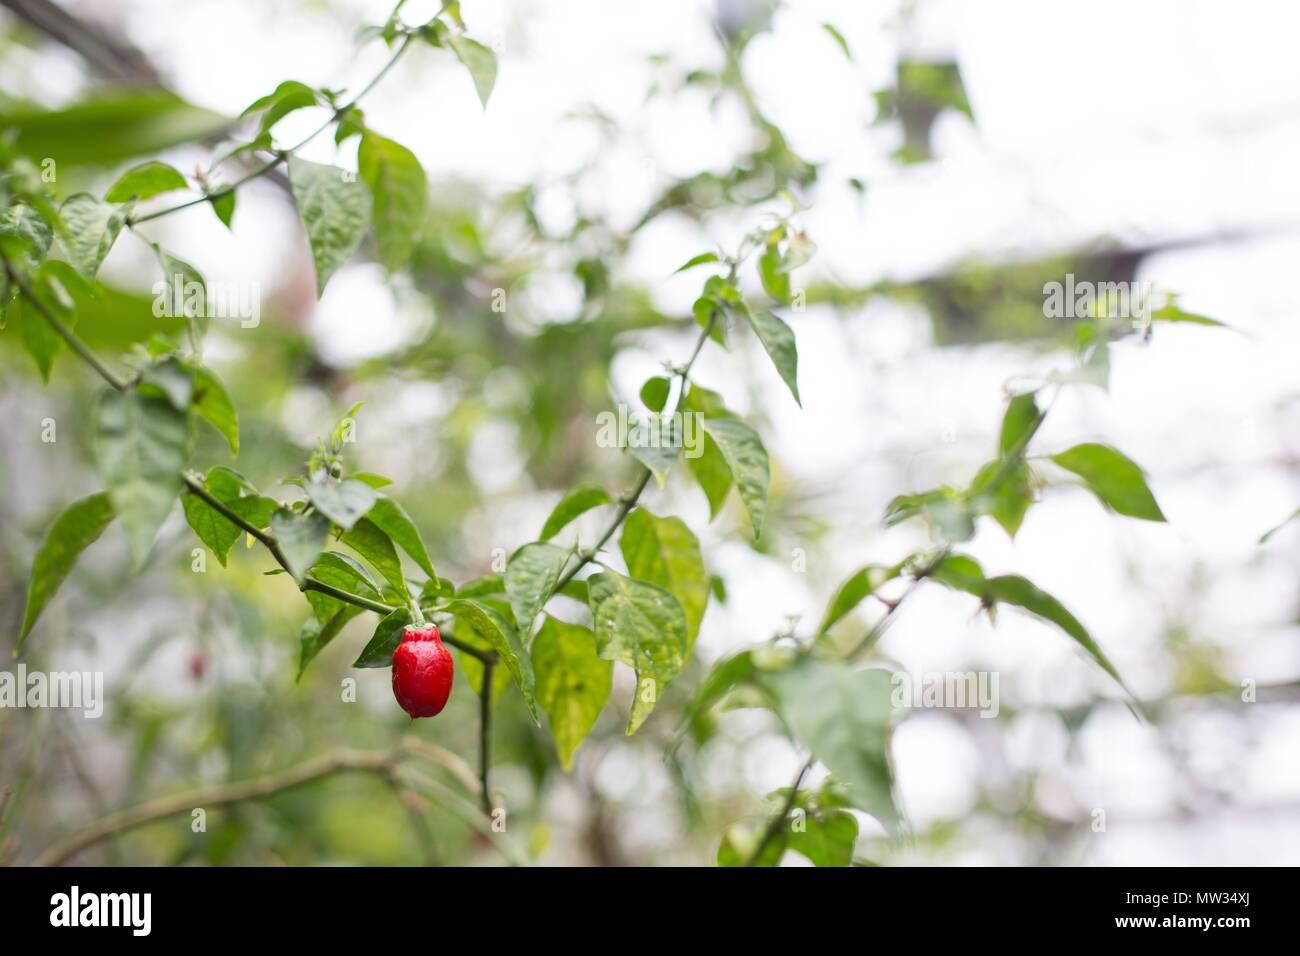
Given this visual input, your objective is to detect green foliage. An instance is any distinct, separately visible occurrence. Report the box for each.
[358,131,428,272]
[532,616,613,770]
[18,493,115,649]
[540,487,612,540]
[587,571,688,733]
[620,508,709,651]
[701,417,770,538]
[1050,442,1165,521]
[105,161,188,203]
[288,157,372,296]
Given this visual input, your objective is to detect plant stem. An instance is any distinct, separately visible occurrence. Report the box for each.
[553,311,718,591]
[479,659,495,814]
[30,739,471,866]
[2,258,132,391]
[744,756,814,867]
[128,33,415,226]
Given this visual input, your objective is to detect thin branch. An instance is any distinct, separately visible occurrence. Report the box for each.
[2,258,132,391]
[745,756,814,866]
[478,659,495,814]
[128,34,415,226]
[553,310,719,591]
[32,746,404,866]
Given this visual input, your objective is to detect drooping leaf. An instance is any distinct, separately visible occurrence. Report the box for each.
[702,417,770,539]
[353,607,410,668]
[365,495,436,581]
[1050,442,1165,521]
[540,487,611,540]
[18,492,115,649]
[358,131,427,273]
[620,508,708,651]
[181,471,245,567]
[93,389,187,569]
[288,156,372,296]
[531,616,612,770]
[586,571,688,734]
[298,603,364,679]
[105,161,188,203]
[270,508,330,584]
[746,309,800,405]
[758,246,790,303]
[985,574,1127,690]
[138,357,194,410]
[447,598,538,723]
[151,244,207,348]
[191,365,239,454]
[15,279,73,382]
[447,35,498,108]
[504,541,569,637]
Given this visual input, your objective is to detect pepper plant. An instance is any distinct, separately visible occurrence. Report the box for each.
[0,2,1212,867]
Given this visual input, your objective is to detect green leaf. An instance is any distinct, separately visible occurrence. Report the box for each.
[270,508,330,584]
[288,156,372,296]
[674,252,720,274]
[365,495,437,581]
[818,564,899,634]
[999,392,1042,457]
[191,365,239,454]
[305,478,378,531]
[15,279,73,382]
[105,161,188,203]
[358,131,427,273]
[181,475,243,567]
[18,492,115,649]
[210,190,235,229]
[702,417,770,539]
[587,571,688,734]
[984,574,1127,690]
[787,803,859,867]
[341,517,410,600]
[687,432,732,520]
[309,551,381,598]
[504,541,569,636]
[151,244,207,348]
[94,390,187,569]
[298,603,363,679]
[639,376,671,412]
[620,508,708,652]
[242,80,320,136]
[353,607,410,668]
[138,357,194,410]
[763,657,899,833]
[540,487,611,540]
[59,193,131,279]
[1050,443,1165,521]
[1151,301,1225,327]
[628,423,680,486]
[929,552,986,595]
[350,471,393,489]
[758,246,790,303]
[448,35,498,108]
[532,616,613,770]
[746,308,800,405]
[447,598,538,723]
[821,22,852,59]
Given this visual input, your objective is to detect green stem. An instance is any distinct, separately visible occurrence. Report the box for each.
[552,310,718,591]
[479,659,495,814]
[128,34,415,226]
[2,258,132,391]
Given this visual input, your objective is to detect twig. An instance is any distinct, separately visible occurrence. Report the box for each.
[479,659,495,813]
[745,757,814,867]
[127,34,415,226]
[552,310,718,592]
[31,746,405,866]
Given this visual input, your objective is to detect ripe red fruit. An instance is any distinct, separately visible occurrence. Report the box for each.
[391,623,454,718]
